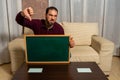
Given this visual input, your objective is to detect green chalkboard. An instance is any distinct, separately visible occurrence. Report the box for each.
[25,35,70,64]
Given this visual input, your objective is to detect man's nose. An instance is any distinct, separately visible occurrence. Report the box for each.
[51,16,55,20]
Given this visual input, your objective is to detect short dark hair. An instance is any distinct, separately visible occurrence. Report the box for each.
[46,6,58,14]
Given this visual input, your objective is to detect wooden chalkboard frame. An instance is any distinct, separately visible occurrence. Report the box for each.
[24,35,70,64]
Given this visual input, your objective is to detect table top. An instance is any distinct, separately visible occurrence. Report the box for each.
[12,62,108,80]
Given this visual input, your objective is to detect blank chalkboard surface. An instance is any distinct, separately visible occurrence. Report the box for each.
[24,35,70,64]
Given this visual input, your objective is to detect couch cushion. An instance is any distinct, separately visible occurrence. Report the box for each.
[70,46,99,63]
[62,22,98,45]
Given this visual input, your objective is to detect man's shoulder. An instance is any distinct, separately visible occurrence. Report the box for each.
[32,19,44,22]
[54,22,62,27]
[31,19,45,25]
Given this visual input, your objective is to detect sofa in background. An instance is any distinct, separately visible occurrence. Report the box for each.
[8,22,114,75]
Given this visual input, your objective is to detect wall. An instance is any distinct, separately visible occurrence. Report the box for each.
[22,0,48,19]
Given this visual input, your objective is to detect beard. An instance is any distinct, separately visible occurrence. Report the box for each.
[48,21,54,26]
[45,19,54,27]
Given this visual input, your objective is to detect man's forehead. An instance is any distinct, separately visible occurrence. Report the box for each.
[48,9,58,13]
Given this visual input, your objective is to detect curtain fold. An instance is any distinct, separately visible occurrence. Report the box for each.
[0,0,22,64]
[103,0,120,55]
[7,0,22,40]
[0,0,9,64]
[49,0,120,56]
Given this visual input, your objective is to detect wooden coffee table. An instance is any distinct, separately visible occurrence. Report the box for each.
[12,62,108,80]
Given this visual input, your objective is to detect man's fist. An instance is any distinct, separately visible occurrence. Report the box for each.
[21,7,34,21]
[69,36,75,48]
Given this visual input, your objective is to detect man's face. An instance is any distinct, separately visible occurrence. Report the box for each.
[45,9,58,26]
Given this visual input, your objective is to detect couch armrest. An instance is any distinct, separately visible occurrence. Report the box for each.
[91,35,114,73]
[91,35,114,53]
[8,38,25,74]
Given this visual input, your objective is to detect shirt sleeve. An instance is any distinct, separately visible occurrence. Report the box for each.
[15,12,37,29]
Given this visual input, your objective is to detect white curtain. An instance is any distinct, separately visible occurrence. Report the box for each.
[0,0,22,64]
[49,0,120,56]
[103,0,120,55]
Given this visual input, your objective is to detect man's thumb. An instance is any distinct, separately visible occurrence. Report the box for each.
[26,14,32,21]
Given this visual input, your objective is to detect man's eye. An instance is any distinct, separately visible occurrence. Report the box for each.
[54,15,57,17]
[49,14,52,16]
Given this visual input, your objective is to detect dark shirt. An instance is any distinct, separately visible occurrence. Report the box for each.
[16,12,64,35]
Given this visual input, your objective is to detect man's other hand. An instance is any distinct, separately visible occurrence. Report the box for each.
[69,36,75,48]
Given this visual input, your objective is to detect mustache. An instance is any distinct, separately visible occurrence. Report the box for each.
[50,19,54,21]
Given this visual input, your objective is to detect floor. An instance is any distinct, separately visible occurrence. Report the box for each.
[0,63,12,80]
[0,56,120,80]
[108,56,120,80]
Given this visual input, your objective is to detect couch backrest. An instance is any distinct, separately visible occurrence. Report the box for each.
[23,23,98,46]
[62,22,98,46]
[23,27,34,35]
